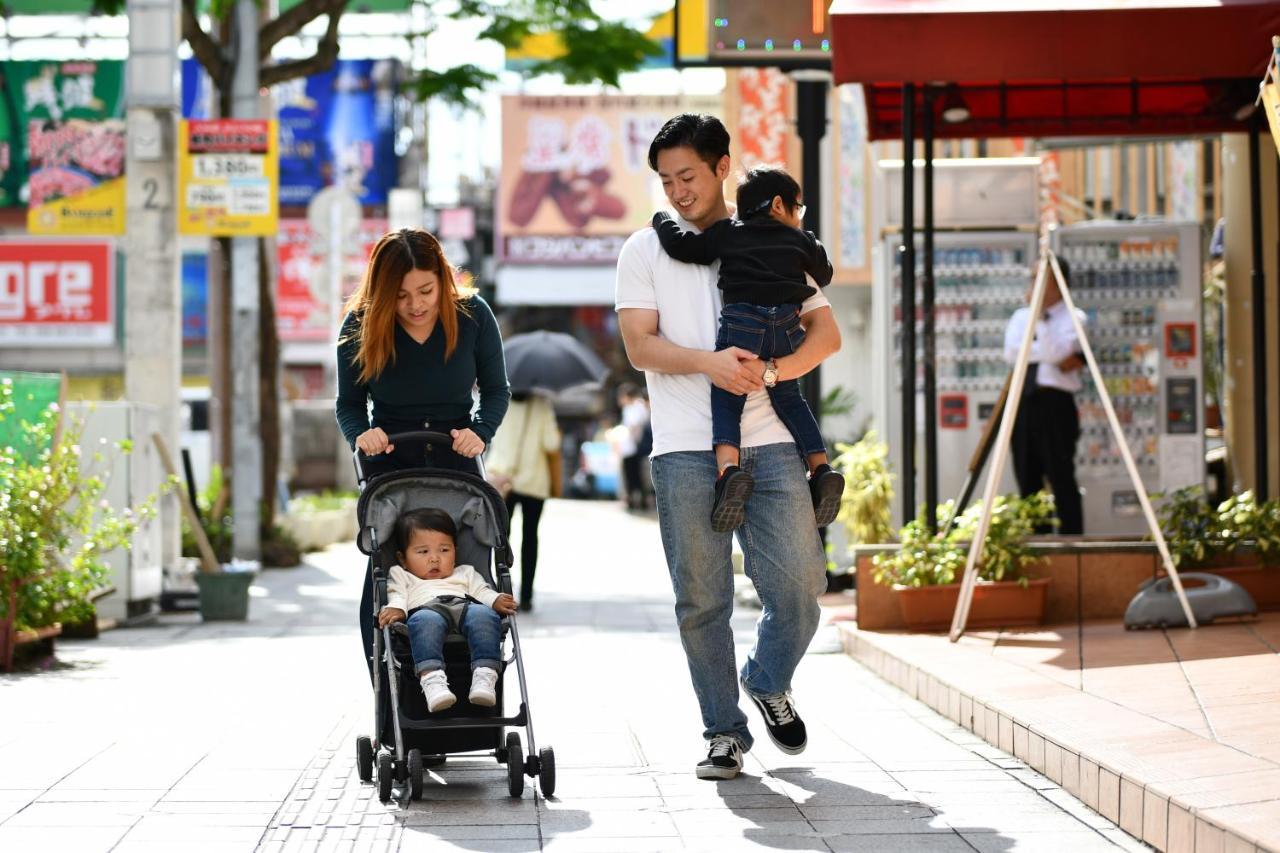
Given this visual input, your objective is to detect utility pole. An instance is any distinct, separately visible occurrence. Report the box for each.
[124,0,182,570]
[793,70,831,418]
[230,0,263,559]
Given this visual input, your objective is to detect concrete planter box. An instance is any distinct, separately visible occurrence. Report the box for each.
[280,505,358,551]
[894,579,1051,632]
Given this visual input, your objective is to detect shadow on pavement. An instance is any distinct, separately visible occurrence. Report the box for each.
[715,768,1016,853]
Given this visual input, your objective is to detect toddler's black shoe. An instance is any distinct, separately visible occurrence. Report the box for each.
[710,465,754,533]
[809,464,845,528]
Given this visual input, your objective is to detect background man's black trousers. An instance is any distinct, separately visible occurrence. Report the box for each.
[1011,387,1084,535]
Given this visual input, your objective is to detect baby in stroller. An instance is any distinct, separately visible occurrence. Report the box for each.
[377,507,518,712]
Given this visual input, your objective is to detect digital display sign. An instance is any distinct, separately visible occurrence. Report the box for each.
[676,0,832,68]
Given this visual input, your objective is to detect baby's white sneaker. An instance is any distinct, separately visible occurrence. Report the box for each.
[468,666,499,706]
[420,670,455,712]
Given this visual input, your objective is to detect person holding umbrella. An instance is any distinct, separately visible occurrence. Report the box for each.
[484,392,562,612]
[336,227,510,675]
[487,329,604,610]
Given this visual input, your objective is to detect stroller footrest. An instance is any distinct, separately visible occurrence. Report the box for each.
[399,702,528,731]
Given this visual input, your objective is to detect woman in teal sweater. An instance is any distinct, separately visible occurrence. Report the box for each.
[337,228,510,681]
[336,227,510,477]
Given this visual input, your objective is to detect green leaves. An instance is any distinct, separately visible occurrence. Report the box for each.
[424,0,663,106]
[0,381,164,632]
[830,431,895,547]
[409,65,501,110]
[1152,486,1280,567]
[873,492,1052,589]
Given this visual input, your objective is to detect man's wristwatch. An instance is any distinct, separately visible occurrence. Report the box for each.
[762,359,779,388]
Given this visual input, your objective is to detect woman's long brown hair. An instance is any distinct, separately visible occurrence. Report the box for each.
[341,228,475,384]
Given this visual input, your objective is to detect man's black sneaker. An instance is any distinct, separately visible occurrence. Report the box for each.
[710,465,754,533]
[695,735,744,780]
[809,464,845,528]
[741,679,807,755]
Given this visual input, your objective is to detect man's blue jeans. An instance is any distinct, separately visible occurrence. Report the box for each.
[406,603,503,675]
[649,443,827,749]
[712,302,826,458]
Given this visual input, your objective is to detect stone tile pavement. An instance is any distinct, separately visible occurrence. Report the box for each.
[1,500,1150,852]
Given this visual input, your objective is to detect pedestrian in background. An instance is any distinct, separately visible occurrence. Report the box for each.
[617,382,652,510]
[1003,258,1087,534]
[485,393,562,612]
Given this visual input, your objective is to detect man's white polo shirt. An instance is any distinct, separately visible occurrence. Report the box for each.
[614,219,829,458]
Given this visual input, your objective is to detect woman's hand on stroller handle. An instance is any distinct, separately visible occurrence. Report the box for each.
[493,594,518,616]
[450,428,486,458]
[356,428,395,456]
[378,607,407,627]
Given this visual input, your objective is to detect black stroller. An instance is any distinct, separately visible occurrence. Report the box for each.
[351,431,554,801]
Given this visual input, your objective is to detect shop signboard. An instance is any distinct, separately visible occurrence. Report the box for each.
[182,58,400,207]
[0,238,115,346]
[498,94,722,265]
[276,218,388,342]
[0,61,127,234]
[178,119,279,236]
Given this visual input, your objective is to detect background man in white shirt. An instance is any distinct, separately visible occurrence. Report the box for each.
[615,113,840,780]
[1003,259,1087,534]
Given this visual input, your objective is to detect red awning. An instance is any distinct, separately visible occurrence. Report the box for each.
[829,0,1280,140]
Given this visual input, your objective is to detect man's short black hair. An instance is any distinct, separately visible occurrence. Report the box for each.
[396,507,457,553]
[736,166,801,221]
[647,113,730,173]
[1052,256,1071,287]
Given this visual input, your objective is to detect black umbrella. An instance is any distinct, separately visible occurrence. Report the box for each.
[503,330,608,395]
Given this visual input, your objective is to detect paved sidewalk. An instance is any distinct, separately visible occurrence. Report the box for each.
[1,500,1148,852]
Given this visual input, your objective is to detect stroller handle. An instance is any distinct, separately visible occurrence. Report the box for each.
[353,430,488,485]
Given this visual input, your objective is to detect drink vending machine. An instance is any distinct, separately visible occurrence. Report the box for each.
[1051,220,1204,536]
[871,157,1042,526]
[875,231,1038,523]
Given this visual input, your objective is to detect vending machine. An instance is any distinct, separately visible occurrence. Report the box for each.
[871,158,1040,525]
[874,231,1038,522]
[1051,220,1204,536]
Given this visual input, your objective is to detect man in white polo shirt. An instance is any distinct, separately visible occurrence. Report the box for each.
[615,113,840,780]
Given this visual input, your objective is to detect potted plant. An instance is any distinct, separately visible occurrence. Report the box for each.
[832,430,896,548]
[1155,487,1280,609]
[872,492,1054,632]
[0,385,162,670]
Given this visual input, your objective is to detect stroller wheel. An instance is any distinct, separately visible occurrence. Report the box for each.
[356,736,374,783]
[505,732,524,798]
[407,749,424,801]
[376,752,394,803]
[538,747,556,798]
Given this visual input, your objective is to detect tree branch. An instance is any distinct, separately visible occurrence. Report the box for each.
[182,0,228,85]
[258,0,344,89]
[260,0,350,63]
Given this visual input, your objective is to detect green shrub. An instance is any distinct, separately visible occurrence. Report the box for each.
[872,492,1053,589]
[0,381,163,632]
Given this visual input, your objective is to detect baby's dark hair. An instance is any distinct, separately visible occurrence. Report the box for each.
[395,508,457,553]
[736,166,801,221]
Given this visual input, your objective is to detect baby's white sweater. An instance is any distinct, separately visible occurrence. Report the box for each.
[382,564,501,613]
